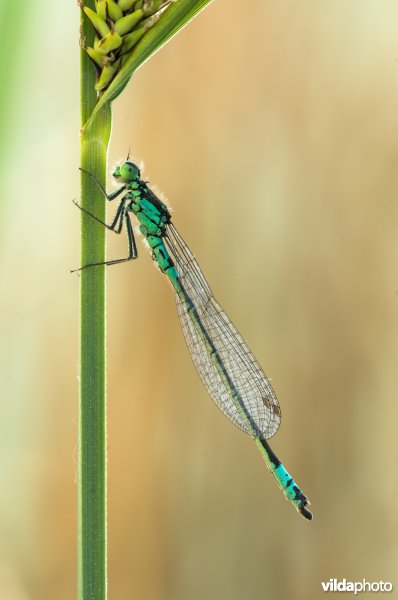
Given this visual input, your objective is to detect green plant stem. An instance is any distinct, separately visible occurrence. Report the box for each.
[77,2,215,598]
[79,2,112,598]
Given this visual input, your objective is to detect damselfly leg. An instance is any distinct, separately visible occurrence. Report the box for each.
[79,167,126,201]
[71,176,138,273]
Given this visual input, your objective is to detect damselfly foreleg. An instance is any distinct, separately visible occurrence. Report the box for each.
[79,167,126,201]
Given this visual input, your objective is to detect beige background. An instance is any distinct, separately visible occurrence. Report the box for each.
[0,1,397,598]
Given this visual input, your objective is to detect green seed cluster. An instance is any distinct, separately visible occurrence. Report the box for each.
[81,0,171,92]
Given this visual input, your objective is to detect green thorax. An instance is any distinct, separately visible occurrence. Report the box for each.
[125,179,178,282]
[126,179,170,238]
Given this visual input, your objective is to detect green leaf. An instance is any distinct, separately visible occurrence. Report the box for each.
[84,0,214,131]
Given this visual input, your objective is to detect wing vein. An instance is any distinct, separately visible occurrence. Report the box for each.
[165,223,281,440]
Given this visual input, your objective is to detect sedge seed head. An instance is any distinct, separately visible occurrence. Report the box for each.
[81,0,172,95]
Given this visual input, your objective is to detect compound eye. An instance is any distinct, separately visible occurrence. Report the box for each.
[121,161,140,181]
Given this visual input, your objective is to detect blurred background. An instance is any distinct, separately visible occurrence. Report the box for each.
[0,0,397,598]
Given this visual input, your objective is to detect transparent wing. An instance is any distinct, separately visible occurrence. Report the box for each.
[165,222,281,440]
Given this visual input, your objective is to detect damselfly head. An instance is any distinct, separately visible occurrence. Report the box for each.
[113,161,141,182]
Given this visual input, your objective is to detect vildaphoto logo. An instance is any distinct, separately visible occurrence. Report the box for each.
[321,579,393,594]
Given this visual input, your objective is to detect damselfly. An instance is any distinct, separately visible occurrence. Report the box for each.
[74,160,312,520]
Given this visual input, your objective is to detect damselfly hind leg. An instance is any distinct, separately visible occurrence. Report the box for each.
[71,199,138,272]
